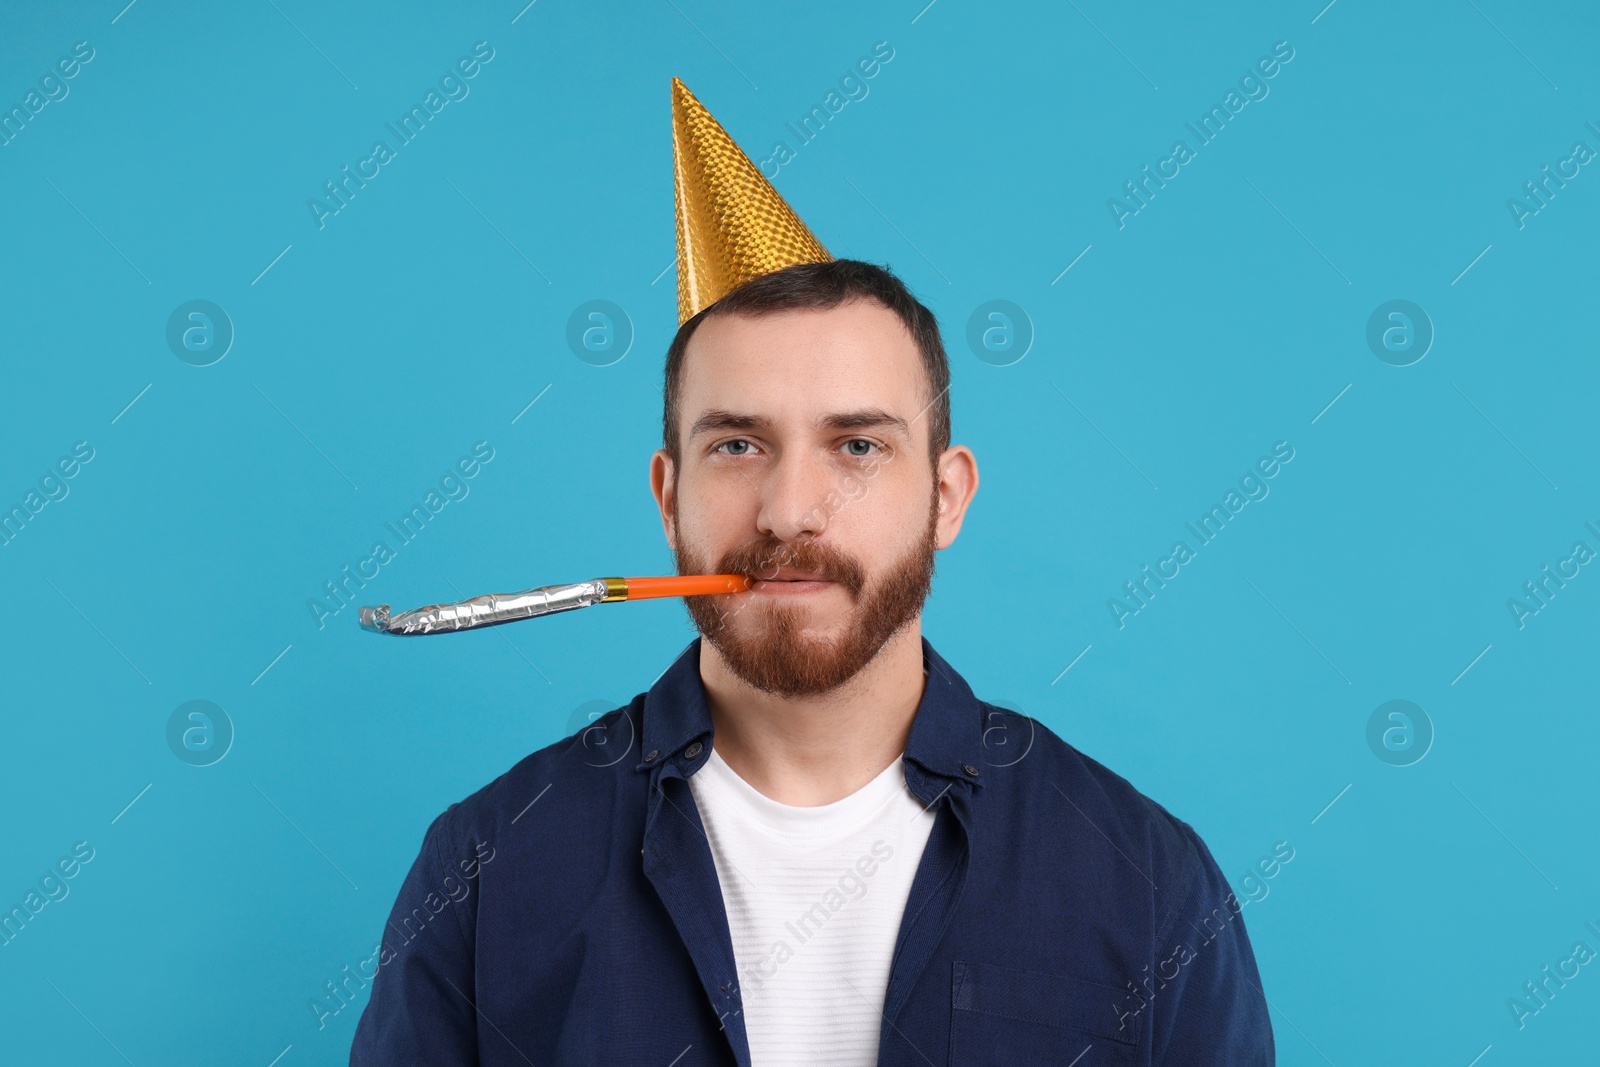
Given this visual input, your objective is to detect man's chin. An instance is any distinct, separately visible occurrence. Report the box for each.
[722,605,847,644]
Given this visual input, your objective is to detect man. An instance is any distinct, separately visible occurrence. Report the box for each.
[351,79,1273,1066]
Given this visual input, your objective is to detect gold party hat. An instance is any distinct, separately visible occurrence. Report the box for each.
[673,77,832,324]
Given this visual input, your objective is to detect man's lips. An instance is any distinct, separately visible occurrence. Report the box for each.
[757,567,831,582]
[743,566,839,594]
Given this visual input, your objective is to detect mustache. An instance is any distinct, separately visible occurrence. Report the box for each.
[715,537,867,599]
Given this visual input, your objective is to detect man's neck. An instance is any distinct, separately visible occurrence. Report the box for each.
[698,623,927,807]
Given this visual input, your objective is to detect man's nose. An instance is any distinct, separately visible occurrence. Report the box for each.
[755,452,835,542]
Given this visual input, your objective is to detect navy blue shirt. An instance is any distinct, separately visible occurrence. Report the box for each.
[351,636,1274,1065]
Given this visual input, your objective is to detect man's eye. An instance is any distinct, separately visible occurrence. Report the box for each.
[716,440,755,456]
[842,439,881,457]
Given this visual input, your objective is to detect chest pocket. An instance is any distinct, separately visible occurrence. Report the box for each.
[949,960,1141,1066]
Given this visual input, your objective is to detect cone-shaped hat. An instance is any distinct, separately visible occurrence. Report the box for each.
[673,78,832,324]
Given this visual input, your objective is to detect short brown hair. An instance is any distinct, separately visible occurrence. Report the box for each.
[662,259,951,471]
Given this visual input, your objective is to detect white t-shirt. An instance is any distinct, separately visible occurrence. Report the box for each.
[686,743,938,1066]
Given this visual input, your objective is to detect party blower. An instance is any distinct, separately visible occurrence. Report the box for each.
[358,574,752,636]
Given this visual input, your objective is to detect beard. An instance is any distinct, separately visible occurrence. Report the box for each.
[673,482,940,698]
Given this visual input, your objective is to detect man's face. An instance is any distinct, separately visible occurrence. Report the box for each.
[651,299,956,698]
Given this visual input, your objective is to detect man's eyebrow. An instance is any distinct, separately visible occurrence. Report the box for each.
[820,409,911,439]
[688,408,911,440]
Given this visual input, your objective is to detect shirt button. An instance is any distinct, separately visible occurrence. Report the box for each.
[962,764,980,777]
[644,749,659,762]
[685,741,704,758]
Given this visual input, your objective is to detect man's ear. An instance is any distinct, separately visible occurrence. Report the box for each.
[933,444,979,551]
[649,448,676,549]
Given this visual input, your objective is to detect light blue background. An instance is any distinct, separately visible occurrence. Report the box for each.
[2,0,1596,1063]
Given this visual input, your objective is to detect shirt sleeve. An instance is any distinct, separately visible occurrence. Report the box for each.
[1148,824,1275,1065]
[350,806,480,1066]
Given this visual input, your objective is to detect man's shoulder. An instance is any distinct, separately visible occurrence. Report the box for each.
[978,699,1221,890]
[427,695,647,849]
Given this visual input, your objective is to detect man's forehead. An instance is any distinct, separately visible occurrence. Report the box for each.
[679,302,924,416]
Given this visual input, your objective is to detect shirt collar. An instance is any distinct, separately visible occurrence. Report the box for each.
[635,635,988,794]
